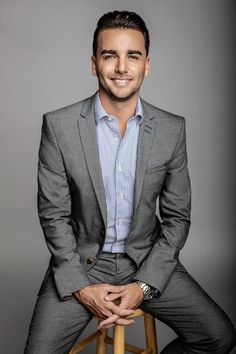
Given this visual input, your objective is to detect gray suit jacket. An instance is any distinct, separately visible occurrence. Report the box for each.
[37,93,191,300]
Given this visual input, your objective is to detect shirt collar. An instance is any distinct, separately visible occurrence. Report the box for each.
[94,91,143,125]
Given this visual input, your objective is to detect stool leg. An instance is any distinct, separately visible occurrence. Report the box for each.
[144,313,158,354]
[113,325,125,354]
[96,328,107,354]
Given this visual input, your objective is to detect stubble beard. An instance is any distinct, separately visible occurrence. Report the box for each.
[99,81,141,103]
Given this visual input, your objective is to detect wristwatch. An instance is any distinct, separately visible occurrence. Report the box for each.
[136,281,159,300]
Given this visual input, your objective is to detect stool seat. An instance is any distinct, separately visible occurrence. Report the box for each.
[69,308,158,354]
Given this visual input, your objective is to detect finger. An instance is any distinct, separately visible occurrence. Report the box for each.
[119,298,135,311]
[104,293,123,302]
[116,318,135,326]
[109,303,134,316]
[90,304,113,319]
[106,285,125,293]
[100,309,113,318]
[98,323,116,330]
[97,314,120,329]
[98,317,135,329]
[119,302,139,311]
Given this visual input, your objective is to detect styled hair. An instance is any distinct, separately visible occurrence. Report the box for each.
[92,10,150,57]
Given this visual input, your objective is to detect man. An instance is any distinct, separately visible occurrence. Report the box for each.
[24,11,236,354]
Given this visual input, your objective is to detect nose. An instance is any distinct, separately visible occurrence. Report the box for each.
[115,57,128,74]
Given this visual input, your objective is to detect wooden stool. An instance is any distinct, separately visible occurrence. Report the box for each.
[69,308,158,354]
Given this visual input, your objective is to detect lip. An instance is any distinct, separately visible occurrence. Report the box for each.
[111,78,132,86]
[111,77,132,81]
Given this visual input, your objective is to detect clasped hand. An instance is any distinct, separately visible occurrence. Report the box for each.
[73,282,144,329]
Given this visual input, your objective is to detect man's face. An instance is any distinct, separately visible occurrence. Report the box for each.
[92,28,150,102]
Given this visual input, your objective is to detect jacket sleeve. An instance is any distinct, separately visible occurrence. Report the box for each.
[133,117,191,293]
[37,114,91,300]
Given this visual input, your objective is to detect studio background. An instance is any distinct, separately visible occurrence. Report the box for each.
[0,0,235,353]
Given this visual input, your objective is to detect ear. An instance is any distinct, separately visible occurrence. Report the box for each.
[91,56,97,76]
[144,56,150,77]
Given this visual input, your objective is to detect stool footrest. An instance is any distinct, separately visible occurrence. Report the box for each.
[105,336,152,354]
[69,331,101,353]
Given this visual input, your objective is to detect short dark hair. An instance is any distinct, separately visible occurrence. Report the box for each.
[92,11,150,57]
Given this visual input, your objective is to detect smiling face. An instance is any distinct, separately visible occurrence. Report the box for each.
[92,28,150,103]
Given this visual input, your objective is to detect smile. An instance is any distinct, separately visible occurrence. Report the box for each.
[111,78,131,86]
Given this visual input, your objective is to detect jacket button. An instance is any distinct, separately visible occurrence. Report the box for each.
[86,256,96,265]
[101,230,105,236]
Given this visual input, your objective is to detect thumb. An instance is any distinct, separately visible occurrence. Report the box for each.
[119,295,130,310]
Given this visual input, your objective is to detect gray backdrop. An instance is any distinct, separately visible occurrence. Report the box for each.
[0,0,235,353]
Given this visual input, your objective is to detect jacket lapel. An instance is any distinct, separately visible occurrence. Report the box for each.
[78,95,107,228]
[133,99,158,212]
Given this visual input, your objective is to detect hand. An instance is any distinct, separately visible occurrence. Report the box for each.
[98,282,144,329]
[73,283,134,320]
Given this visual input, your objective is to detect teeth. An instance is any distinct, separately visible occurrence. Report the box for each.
[113,79,130,86]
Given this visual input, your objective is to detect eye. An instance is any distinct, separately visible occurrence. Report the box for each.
[103,54,116,60]
[128,55,139,60]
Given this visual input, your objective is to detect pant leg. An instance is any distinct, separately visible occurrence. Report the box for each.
[141,264,236,354]
[24,280,93,354]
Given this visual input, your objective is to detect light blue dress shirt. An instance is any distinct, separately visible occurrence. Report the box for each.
[94,92,143,253]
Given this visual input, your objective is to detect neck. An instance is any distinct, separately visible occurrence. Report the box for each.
[98,91,139,122]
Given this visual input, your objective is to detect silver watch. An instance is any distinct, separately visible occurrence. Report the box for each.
[136,281,159,300]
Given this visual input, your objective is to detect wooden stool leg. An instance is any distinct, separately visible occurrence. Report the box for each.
[113,325,125,354]
[144,313,158,354]
[96,328,107,354]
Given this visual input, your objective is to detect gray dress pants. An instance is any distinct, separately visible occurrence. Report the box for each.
[24,253,236,354]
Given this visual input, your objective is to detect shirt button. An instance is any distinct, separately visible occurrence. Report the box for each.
[86,256,96,265]
[119,192,124,198]
[118,165,122,171]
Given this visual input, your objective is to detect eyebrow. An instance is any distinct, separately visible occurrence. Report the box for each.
[101,50,117,55]
[100,49,143,56]
[127,50,142,56]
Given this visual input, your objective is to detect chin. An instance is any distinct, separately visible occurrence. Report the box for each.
[108,89,138,102]
[110,94,135,102]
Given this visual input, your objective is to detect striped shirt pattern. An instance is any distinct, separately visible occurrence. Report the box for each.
[94,92,143,253]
